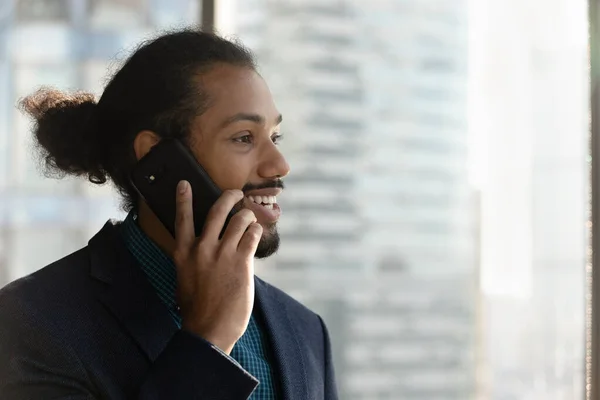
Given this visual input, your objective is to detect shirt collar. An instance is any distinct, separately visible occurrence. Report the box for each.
[120,211,181,325]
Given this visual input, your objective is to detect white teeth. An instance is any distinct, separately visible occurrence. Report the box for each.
[246,195,277,205]
[263,204,274,209]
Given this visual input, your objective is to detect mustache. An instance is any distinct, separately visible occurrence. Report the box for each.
[241,179,285,193]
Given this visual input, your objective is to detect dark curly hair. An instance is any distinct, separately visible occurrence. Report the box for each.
[19,28,256,211]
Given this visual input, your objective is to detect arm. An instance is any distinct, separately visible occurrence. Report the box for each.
[318,316,339,400]
[137,330,258,399]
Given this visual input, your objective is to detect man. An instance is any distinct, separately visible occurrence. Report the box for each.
[0,29,338,399]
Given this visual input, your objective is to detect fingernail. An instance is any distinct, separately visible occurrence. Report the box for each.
[178,181,188,194]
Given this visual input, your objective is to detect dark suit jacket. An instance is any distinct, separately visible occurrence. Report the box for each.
[0,221,338,399]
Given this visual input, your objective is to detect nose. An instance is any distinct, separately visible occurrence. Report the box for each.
[258,142,290,180]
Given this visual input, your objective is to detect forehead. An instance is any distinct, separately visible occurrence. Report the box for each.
[194,64,279,130]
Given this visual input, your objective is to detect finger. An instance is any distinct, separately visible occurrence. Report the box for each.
[174,180,195,253]
[237,222,263,256]
[201,189,244,242]
[219,209,257,250]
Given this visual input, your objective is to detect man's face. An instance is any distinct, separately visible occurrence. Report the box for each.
[188,64,290,258]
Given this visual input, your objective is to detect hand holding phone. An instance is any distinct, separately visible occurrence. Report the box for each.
[130,139,262,353]
[173,182,263,354]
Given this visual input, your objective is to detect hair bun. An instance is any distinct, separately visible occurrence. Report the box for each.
[19,87,108,184]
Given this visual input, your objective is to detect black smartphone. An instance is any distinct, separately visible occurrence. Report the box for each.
[130,138,235,238]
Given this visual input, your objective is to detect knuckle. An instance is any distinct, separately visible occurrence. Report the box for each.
[223,190,243,204]
[223,189,243,198]
[246,232,260,242]
[176,209,188,223]
[246,225,263,240]
[195,242,212,260]
[217,190,233,201]
[233,209,254,222]
[175,200,190,216]
[211,199,232,215]
[230,214,243,225]
[176,190,191,204]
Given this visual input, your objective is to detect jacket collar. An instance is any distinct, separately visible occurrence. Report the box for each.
[89,221,178,362]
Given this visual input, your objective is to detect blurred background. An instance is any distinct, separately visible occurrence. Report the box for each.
[0,0,590,399]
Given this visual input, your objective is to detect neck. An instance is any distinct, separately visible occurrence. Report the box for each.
[136,202,177,257]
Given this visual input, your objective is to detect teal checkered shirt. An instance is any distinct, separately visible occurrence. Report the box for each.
[120,212,279,399]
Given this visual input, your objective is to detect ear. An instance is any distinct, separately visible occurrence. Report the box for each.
[133,130,161,161]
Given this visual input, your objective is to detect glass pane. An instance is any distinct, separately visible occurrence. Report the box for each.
[88,0,148,30]
[222,0,589,398]
[16,0,70,22]
[7,226,83,282]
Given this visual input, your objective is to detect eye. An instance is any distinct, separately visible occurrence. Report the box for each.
[233,133,253,144]
[272,133,284,145]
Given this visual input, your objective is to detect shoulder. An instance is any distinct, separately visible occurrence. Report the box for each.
[0,248,98,393]
[255,276,333,382]
[255,276,326,333]
[0,246,92,300]
[0,220,121,322]
[0,246,93,332]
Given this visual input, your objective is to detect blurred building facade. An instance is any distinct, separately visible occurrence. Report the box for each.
[232,1,477,398]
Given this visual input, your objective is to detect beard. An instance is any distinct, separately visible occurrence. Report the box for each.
[255,222,280,259]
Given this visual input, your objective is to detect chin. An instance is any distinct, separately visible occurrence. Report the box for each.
[255,223,280,259]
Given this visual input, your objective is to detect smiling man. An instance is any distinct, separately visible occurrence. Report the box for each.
[0,30,338,400]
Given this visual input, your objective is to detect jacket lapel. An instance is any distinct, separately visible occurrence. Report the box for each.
[255,277,309,400]
[89,222,178,362]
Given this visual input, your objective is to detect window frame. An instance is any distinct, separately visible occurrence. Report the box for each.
[589,0,599,398]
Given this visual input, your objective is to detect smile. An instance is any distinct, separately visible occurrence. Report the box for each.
[243,195,281,223]
[246,195,277,210]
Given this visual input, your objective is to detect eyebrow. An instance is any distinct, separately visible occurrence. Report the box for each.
[220,113,283,128]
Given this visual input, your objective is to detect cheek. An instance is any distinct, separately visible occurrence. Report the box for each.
[201,152,252,190]
[211,163,249,190]
[191,139,254,190]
